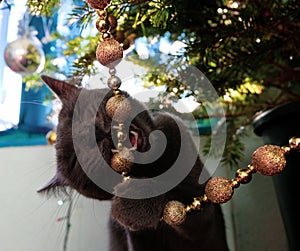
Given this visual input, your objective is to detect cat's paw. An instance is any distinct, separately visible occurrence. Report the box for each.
[111,195,167,231]
[111,174,168,231]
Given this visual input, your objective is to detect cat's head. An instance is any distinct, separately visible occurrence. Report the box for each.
[39,75,203,203]
[38,75,156,200]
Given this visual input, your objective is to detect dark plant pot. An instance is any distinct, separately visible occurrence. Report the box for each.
[253,100,300,251]
[19,83,53,134]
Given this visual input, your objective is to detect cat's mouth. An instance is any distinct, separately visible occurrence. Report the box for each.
[129,124,146,152]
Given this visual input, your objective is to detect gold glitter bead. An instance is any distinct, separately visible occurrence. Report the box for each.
[252,145,286,176]
[235,168,252,184]
[96,39,123,67]
[106,95,131,123]
[163,201,186,226]
[289,137,300,150]
[111,147,134,174]
[86,0,111,10]
[205,176,234,204]
[46,130,57,145]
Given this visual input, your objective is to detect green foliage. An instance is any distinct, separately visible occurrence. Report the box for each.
[67,3,96,31]
[23,54,60,91]
[25,0,300,169]
[61,34,100,77]
[26,0,60,16]
[147,1,175,29]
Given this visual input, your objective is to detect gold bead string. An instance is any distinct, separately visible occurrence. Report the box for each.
[96,9,111,40]
[87,0,134,177]
[162,137,300,226]
[86,0,299,227]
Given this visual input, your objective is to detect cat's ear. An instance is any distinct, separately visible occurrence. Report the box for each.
[37,174,66,193]
[41,75,80,101]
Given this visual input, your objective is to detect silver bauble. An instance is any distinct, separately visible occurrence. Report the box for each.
[4,33,45,76]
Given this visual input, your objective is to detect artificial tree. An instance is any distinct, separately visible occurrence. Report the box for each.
[24,0,300,167]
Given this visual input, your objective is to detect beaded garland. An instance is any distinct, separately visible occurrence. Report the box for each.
[161,137,300,225]
[87,0,135,177]
[85,0,298,227]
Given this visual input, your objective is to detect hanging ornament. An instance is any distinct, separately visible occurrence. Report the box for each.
[4,28,45,76]
[46,130,57,145]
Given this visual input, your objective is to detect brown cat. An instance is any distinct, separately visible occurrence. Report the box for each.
[39,75,229,251]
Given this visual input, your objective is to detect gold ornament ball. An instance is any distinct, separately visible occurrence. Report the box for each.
[163,201,186,226]
[46,130,57,145]
[106,95,131,123]
[252,145,286,176]
[205,176,234,204]
[111,147,134,174]
[96,38,123,68]
[86,0,111,9]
